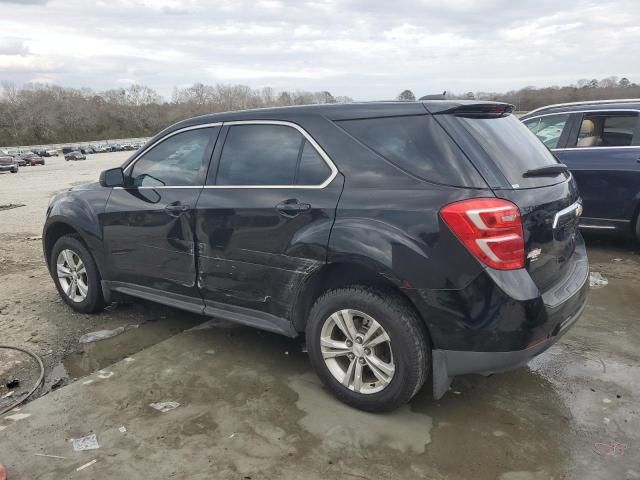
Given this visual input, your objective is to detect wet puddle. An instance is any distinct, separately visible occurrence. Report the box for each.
[58,314,205,383]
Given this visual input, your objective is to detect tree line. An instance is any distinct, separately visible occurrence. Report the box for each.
[0,82,352,147]
[2,75,638,147]
[397,76,640,111]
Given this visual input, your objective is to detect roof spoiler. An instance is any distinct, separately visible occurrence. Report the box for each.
[434,103,514,118]
[419,91,447,100]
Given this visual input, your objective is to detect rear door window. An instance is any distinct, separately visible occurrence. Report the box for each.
[337,115,485,187]
[453,114,568,188]
[214,124,332,186]
[571,112,638,148]
[522,114,570,148]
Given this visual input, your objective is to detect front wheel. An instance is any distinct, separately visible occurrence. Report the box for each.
[306,286,429,412]
[50,235,106,313]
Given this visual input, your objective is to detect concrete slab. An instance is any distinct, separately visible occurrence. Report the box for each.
[1,233,639,480]
[1,294,638,480]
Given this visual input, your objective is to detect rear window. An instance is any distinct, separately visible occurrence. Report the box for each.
[337,115,486,188]
[454,114,568,189]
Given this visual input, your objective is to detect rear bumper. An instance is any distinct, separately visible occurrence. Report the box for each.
[427,237,589,399]
[0,165,16,171]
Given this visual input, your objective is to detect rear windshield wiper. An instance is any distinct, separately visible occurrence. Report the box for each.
[523,164,569,177]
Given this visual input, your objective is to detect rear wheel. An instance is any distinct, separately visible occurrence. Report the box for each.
[50,235,105,313]
[306,286,429,412]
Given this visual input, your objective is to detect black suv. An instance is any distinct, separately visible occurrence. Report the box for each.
[44,101,589,412]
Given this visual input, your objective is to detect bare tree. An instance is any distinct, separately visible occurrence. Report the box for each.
[397,89,416,101]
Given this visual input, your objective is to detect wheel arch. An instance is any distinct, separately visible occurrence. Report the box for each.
[291,261,433,345]
[43,219,103,276]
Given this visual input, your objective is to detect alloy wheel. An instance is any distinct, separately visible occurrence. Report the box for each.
[56,249,88,303]
[320,309,395,394]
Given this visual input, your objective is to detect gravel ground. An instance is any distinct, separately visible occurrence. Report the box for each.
[0,152,205,408]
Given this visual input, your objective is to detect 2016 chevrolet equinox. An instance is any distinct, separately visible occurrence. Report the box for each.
[44,101,589,412]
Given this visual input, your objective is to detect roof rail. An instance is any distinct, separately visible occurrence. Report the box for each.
[527,98,640,115]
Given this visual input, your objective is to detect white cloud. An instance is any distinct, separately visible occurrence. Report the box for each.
[0,0,638,99]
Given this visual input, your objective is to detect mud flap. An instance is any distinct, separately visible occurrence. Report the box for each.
[432,350,453,399]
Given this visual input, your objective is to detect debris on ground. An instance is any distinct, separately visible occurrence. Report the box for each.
[27,236,42,241]
[149,401,180,413]
[97,370,113,379]
[51,378,64,390]
[79,325,138,344]
[589,271,609,289]
[5,379,19,389]
[34,453,67,459]
[118,426,127,433]
[5,412,30,421]
[72,434,100,452]
[0,203,26,211]
[76,459,97,471]
[593,441,625,456]
[1,391,14,399]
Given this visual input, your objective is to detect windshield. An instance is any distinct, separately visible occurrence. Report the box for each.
[454,114,568,189]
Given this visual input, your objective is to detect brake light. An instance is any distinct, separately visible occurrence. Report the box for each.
[440,198,525,270]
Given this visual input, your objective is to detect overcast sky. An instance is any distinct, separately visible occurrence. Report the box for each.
[0,0,638,100]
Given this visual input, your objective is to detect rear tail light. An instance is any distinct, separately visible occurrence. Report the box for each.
[440,198,525,270]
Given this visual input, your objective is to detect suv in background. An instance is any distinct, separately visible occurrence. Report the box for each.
[521,99,640,240]
[44,101,588,412]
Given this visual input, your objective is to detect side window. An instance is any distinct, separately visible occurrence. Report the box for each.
[296,141,331,185]
[337,115,484,187]
[522,114,570,149]
[215,124,332,186]
[130,128,215,187]
[574,113,638,148]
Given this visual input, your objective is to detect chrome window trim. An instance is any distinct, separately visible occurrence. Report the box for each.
[206,120,338,189]
[117,120,338,190]
[526,99,640,116]
[122,122,223,175]
[522,108,640,121]
[552,146,640,151]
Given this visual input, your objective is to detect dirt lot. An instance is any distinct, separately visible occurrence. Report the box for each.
[0,153,207,400]
[0,154,639,478]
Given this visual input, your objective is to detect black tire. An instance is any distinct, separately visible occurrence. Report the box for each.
[306,286,429,412]
[635,213,640,243]
[50,235,106,314]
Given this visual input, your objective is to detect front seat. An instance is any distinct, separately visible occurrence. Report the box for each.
[577,119,600,147]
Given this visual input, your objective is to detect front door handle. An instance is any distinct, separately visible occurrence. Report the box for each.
[275,199,311,217]
[165,204,190,216]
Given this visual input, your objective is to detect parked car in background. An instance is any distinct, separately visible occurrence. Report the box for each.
[22,153,45,166]
[93,145,108,153]
[44,149,59,157]
[14,155,27,167]
[110,143,124,151]
[521,99,640,240]
[62,146,77,155]
[64,151,86,161]
[44,101,588,412]
[0,155,18,173]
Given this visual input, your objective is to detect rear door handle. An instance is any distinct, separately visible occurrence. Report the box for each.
[275,199,311,217]
[165,204,190,216]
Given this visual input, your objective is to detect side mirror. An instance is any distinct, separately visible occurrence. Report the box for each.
[99,167,124,187]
